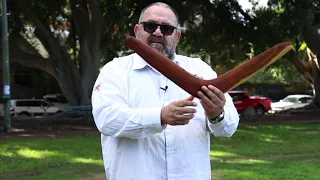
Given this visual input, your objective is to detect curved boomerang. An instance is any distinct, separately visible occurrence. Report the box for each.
[125,36,293,97]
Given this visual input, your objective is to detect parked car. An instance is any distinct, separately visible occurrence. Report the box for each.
[270,94,313,113]
[9,99,62,117]
[43,94,69,109]
[228,90,272,116]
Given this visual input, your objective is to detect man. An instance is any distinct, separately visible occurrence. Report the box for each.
[92,2,239,180]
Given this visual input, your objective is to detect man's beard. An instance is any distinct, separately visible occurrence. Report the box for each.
[148,36,176,59]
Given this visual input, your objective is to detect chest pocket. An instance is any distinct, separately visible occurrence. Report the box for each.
[127,68,162,108]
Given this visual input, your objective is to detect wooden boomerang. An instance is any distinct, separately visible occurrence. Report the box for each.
[125,36,293,97]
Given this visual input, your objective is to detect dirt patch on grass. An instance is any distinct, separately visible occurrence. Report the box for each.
[78,173,106,180]
[302,159,320,162]
[1,107,320,140]
[1,113,319,140]
[0,128,99,139]
[293,130,320,134]
[0,117,99,140]
[3,171,42,179]
[212,152,320,162]
[263,152,320,159]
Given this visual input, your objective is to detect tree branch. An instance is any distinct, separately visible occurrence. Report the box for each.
[70,0,90,41]
[302,9,320,64]
[10,46,56,78]
[14,1,65,64]
[287,57,314,85]
[87,0,101,45]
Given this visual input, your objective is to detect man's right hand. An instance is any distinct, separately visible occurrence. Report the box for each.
[160,96,197,125]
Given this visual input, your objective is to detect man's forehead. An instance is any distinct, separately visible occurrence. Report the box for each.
[141,5,177,25]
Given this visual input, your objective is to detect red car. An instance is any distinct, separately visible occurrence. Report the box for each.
[228,90,272,115]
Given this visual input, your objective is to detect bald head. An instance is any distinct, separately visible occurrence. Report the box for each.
[138,2,180,26]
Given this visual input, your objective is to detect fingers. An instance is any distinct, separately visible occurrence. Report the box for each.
[197,85,226,118]
[185,95,194,101]
[199,99,210,112]
[161,106,195,126]
[198,85,225,104]
[176,106,197,114]
[170,114,195,125]
[197,90,214,106]
[208,85,225,101]
[175,96,197,107]
[160,96,197,126]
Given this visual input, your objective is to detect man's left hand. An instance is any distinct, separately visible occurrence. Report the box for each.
[197,85,226,119]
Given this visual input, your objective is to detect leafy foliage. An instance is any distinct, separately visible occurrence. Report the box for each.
[5,0,319,105]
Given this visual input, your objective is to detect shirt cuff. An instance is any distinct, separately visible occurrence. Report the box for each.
[206,109,239,137]
[140,107,165,134]
[206,116,227,127]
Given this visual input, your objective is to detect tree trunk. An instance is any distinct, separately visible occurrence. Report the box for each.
[10,43,88,105]
[287,57,313,85]
[53,59,87,105]
[301,8,320,107]
[314,69,320,107]
[11,0,102,106]
[70,0,101,104]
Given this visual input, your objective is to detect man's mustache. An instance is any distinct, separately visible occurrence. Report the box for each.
[148,36,165,45]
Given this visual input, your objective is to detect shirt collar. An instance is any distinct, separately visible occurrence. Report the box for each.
[132,53,180,70]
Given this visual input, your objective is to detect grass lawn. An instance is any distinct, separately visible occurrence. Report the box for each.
[210,124,320,180]
[0,133,104,180]
[1,123,320,180]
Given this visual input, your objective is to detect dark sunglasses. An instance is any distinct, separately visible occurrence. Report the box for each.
[140,22,177,36]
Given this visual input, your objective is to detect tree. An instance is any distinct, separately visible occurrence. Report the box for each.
[178,0,252,68]
[6,0,141,105]
[7,0,239,105]
[6,0,319,107]
[177,0,320,106]
[5,0,194,106]
[251,0,320,106]
[176,0,302,84]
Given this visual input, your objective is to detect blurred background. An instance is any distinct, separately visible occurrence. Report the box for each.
[1,0,319,105]
[1,1,320,180]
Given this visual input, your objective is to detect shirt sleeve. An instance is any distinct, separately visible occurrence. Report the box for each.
[91,62,165,139]
[194,58,239,137]
[206,93,240,137]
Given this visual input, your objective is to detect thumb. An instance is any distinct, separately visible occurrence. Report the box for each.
[185,95,194,101]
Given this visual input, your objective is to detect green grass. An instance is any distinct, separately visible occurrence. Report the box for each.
[210,124,320,180]
[0,133,104,180]
[1,124,320,180]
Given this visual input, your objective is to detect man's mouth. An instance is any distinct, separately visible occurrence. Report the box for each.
[148,36,165,45]
[149,40,163,45]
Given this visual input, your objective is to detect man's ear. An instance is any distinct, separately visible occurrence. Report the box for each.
[176,29,181,41]
[134,24,140,37]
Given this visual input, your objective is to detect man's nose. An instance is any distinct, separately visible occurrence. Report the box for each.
[152,26,163,36]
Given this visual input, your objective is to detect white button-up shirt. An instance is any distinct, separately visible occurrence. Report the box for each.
[92,53,239,180]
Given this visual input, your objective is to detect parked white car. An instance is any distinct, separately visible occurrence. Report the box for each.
[270,94,313,113]
[43,94,69,109]
[9,99,62,117]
